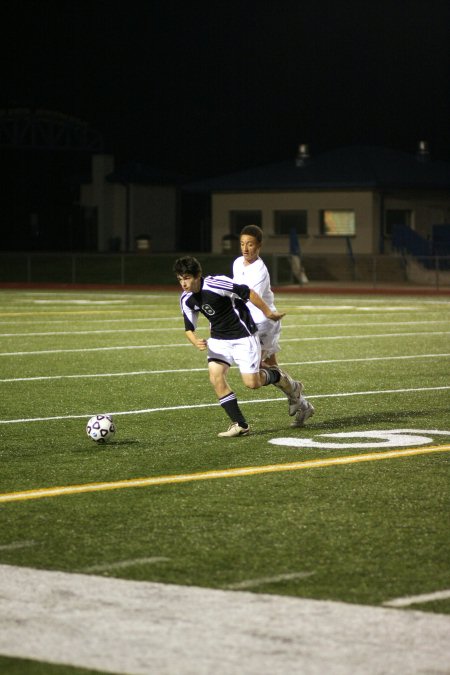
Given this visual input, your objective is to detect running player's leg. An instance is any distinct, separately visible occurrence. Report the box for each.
[208,358,232,399]
[233,335,283,390]
[258,320,313,419]
[207,339,249,436]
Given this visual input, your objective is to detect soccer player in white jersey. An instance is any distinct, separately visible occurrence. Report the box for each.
[174,256,288,437]
[233,225,315,427]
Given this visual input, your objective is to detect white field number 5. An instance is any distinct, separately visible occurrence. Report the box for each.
[269,429,450,449]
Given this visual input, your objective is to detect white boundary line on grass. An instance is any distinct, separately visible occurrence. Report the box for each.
[1,384,450,425]
[1,352,449,383]
[1,330,450,357]
[1,319,449,337]
[0,309,445,326]
[0,326,187,337]
[281,330,450,343]
[0,343,189,356]
[0,316,178,325]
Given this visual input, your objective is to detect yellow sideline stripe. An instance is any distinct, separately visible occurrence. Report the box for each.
[1,444,449,504]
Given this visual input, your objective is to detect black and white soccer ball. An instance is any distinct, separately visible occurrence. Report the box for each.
[86,414,116,443]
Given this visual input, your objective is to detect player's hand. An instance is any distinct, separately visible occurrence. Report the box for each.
[196,338,208,351]
[267,311,286,321]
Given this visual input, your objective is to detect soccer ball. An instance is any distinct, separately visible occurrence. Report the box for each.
[86,414,116,443]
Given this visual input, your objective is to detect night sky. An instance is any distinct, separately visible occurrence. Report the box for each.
[2,0,450,177]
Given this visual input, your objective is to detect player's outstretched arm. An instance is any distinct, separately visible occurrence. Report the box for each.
[185,330,208,351]
[248,289,286,321]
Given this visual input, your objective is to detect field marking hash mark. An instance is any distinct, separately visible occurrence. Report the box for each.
[383,589,450,608]
[0,540,37,551]
[81,557,170,573]
[226,571,315,590]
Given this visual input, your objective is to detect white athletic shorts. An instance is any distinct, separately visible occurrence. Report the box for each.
[207,335,261,374]
[256,319,281,360]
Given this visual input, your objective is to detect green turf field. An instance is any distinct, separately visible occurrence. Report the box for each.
[0,287,449,631]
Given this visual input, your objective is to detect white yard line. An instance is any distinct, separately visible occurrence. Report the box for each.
[1,330,450,357]
[1,319,448,337]
[0,310,445,326]
[0,564,449,675]
[0,367,208,383]
[383,589,450,608]
[281,330,450,343]
[1,353,448,383]
[0,343,190,356]
[0,316,179,326]
[0,326,182,337]
[1,385,449,425]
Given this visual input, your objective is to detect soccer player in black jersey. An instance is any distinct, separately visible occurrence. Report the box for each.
[174,256,286,437]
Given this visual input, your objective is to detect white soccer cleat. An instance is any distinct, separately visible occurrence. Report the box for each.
[290,401,315,428]
[287,380,304,416]
[218,423,250,437]
[273,368,304,416]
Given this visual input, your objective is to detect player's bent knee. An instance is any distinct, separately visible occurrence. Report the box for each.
[242,375,261,389]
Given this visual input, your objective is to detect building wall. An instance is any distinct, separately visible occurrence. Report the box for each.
[383,190,450,235]
[80,154,117,251]
[211,189,450,255]
[211,190,375,254]
[129,184,178,252]
[80,155,178,252]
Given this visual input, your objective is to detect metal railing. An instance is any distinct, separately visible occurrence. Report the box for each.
[0,252,449,288]
[269,253,450,289]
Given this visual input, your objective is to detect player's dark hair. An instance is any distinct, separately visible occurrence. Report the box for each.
[173,256,202,277]
[240,224,263,243]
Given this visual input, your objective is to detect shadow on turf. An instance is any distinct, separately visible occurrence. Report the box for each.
[110,439,140,445]
[101,440,143,448]
[253,408,442,436]
[81,439,140,450]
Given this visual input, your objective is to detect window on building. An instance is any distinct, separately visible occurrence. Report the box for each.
[274,210,308,236]
[229,210,262,236]
[320,210,355,236]
[385,210,412,237]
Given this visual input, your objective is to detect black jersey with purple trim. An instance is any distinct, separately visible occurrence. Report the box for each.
[180,275,257,339]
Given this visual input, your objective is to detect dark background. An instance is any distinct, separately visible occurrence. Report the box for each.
[2,0,449,175]
[1,0,449,251]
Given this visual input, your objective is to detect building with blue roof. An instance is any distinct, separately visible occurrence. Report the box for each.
[186,143,450,258]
